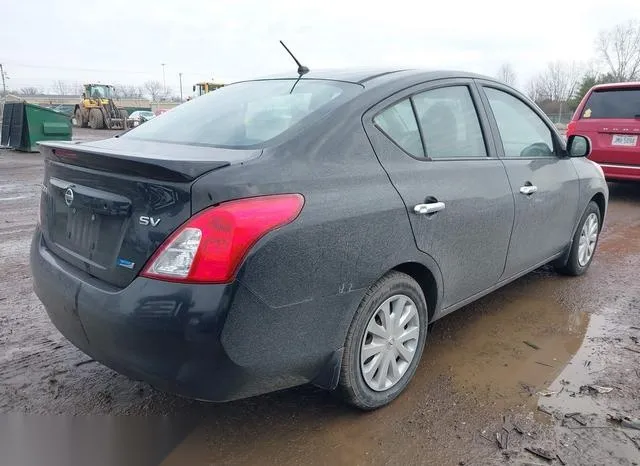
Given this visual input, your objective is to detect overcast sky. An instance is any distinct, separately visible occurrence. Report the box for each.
[3,0,640,96]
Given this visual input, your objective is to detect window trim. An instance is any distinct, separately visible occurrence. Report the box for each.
[474,80,567,160]
[368,79,497,162]
[409,97,429,160]
[373,99,427,159]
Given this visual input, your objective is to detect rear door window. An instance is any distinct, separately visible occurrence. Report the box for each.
[374,100,424,157]
[582,88,640,119]
[412,86,487,158]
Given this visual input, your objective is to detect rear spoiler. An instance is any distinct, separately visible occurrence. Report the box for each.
[39,141,232,182]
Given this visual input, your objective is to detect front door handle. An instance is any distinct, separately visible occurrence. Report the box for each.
[519,185,538,195]
[414,202,445,215]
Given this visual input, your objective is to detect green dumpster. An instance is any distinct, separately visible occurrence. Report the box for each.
[1,102,72,152]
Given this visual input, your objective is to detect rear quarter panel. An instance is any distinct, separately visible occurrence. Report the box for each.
[190,105,444,370]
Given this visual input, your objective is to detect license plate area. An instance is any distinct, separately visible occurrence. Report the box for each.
[51,206,125,267]
[65,208,100,255]
[611,134,638,146]
[46,177,131,268]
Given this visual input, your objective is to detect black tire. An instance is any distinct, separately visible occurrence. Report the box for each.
[556,201,601,276]
[74,108,87,128]
[88,109,104,129]
[337,271,428,410]
[73,109,81,127]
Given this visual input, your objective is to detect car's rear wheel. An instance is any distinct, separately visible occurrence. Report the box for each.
[556,201,601,276]
[337,271,428,410]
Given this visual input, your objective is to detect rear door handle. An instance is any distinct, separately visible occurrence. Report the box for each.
[414,202,445,215]
[519,185,538,195]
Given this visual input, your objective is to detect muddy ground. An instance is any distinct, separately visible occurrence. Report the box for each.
[0,128,639,465]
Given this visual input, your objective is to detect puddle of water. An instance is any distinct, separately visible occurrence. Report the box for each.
[426,294,589,413]
[538,312,640,420]
[538,314,608,416]
[526,310,640,465]
[598,222,640,259]
[161,286,593,466]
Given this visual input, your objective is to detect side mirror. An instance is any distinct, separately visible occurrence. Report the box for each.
[567,135,591,157]
[192,85,196,91]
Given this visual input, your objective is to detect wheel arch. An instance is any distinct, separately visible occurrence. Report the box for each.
[312,259,442,391]
[591,192,606,230]
[392,262,439,323]
[555,192,606,269]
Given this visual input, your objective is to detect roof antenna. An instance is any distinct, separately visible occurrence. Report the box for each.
[280,40,309,76]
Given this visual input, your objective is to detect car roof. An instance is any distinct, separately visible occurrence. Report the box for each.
[591,81,640,91]
[245,68,499,88]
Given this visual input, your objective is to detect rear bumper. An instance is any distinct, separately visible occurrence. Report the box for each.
[598,163,640,181]
[30,229,347,401]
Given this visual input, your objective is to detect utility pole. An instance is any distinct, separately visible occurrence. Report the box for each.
[179,72,183,102]
[160,63,166,94]
[0,64,7,96]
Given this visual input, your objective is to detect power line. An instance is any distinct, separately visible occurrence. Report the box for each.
[4,60,212,77]
[5,61,153,75]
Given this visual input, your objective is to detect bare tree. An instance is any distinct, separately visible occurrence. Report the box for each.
[136,86,146,99]
[160,87,173,102]
[497,63,517,86]
[528,61,582,102]
[19,87,41,96]
[52,80,82,96]
[70,82,84,96]
[525,77,544,102]
[113,84,145,99]
[527,61,583,121]
[595,20,640,81]
[52,80,71,95]
[144,80,165,101]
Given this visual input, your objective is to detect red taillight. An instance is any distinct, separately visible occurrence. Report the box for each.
[141,194,304,283]
[566,121,576,136]
[53,148,77,158]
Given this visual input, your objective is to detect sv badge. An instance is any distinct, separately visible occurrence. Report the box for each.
[139,216,161,227]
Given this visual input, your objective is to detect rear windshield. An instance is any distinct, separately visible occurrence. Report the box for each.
[124,79,361,148]
[582,88,640,119]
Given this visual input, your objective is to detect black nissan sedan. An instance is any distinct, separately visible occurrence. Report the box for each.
[31,69,607,409]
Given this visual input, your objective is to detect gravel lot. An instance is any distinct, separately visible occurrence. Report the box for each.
[1,128,639,465]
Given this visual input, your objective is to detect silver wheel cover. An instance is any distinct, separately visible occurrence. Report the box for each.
[360,294,420,392]
[578,213,599,267]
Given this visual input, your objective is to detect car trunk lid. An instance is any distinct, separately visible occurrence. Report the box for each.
[38,139,261,288]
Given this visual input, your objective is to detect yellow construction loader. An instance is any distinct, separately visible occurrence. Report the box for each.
[74,84,128,130]
[192,82,225,98]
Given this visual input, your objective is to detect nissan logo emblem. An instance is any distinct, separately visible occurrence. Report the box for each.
[64,188,74,207]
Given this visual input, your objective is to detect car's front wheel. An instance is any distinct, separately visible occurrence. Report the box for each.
[337,271,428,410]
[556,200,601,276]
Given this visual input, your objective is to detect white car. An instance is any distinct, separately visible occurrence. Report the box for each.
[127,111,156,127]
